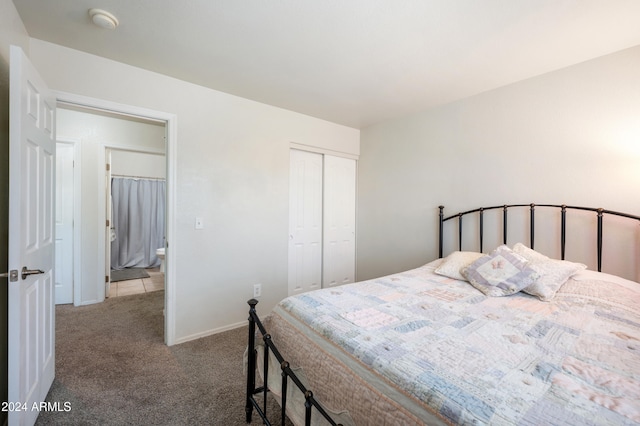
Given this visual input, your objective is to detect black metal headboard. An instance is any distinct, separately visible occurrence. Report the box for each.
[438,204,640,272]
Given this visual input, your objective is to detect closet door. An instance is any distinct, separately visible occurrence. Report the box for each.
[288,150,323,296]
[323,155,356,287]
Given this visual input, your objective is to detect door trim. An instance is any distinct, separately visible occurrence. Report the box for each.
[290,141,359,160]
[53,91,178,346]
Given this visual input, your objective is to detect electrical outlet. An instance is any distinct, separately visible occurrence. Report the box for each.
[253,283,262,298]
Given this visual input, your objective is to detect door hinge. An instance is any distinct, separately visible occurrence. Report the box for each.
[106,163,110,171]
[106,219,110,227]
[105,275,109,283]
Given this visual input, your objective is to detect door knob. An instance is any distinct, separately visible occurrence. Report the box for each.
[21,267,45,280]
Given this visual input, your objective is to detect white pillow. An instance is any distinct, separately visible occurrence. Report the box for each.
[434,251,484,281]
[512,243,586,301]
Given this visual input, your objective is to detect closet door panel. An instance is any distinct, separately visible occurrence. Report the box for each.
[288,150,323,295]
[323,155,356,288]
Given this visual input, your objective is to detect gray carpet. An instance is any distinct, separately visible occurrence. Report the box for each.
[36,291,287,425]
[110,268,150,282]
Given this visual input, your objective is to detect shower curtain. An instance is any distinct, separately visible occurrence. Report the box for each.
[110,177,166,270]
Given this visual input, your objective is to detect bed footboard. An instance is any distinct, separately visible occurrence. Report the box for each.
[245,299,342,426]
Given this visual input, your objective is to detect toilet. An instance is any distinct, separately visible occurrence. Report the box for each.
[156,247,165,273]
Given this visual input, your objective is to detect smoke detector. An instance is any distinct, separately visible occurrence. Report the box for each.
[89,9,119,30]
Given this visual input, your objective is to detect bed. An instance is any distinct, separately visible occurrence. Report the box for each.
[245,204,640,426]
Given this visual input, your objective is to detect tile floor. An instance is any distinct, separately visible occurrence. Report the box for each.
[108,267,164,298]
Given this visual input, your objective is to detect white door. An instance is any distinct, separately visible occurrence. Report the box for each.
[323,155,356,287]
[55,143,74,304]
[8,45,56,426]
[288,150,323,295]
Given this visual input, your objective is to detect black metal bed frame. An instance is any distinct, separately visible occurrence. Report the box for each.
[245,299,343,426]
[438,203,640,270]
[246,203,639,426]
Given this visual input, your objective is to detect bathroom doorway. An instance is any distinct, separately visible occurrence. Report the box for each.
[106,148,167,298]
[54,95,177,345]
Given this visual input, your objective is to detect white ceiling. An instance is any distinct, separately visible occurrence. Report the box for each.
[12,0,640,128]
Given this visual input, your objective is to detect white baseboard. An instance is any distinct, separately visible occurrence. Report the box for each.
[173,321,247,345]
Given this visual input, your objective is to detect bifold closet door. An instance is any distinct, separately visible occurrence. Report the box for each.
[288,150,323,296]
[322,155,356,287]
[288,150,356,296]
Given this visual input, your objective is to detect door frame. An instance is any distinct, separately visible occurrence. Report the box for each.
[55,91,178,346]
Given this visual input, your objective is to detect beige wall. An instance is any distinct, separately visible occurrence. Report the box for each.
[111,151,166,180]
[29,39,359,343]
[358,45,640,282]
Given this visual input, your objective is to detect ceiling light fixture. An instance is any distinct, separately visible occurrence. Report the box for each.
[89,8,119,30]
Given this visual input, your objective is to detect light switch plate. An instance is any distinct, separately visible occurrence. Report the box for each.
[195,217,204,229]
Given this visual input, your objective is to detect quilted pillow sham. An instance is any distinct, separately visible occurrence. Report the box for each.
[461,245,539,297]
[512,243,586,301]
[434,251,484,281]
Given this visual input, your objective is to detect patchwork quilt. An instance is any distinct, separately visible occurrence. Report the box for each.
[270,262,640,425]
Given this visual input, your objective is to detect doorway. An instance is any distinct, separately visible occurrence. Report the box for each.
[107,148,167,297]
[54,93,177,346]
